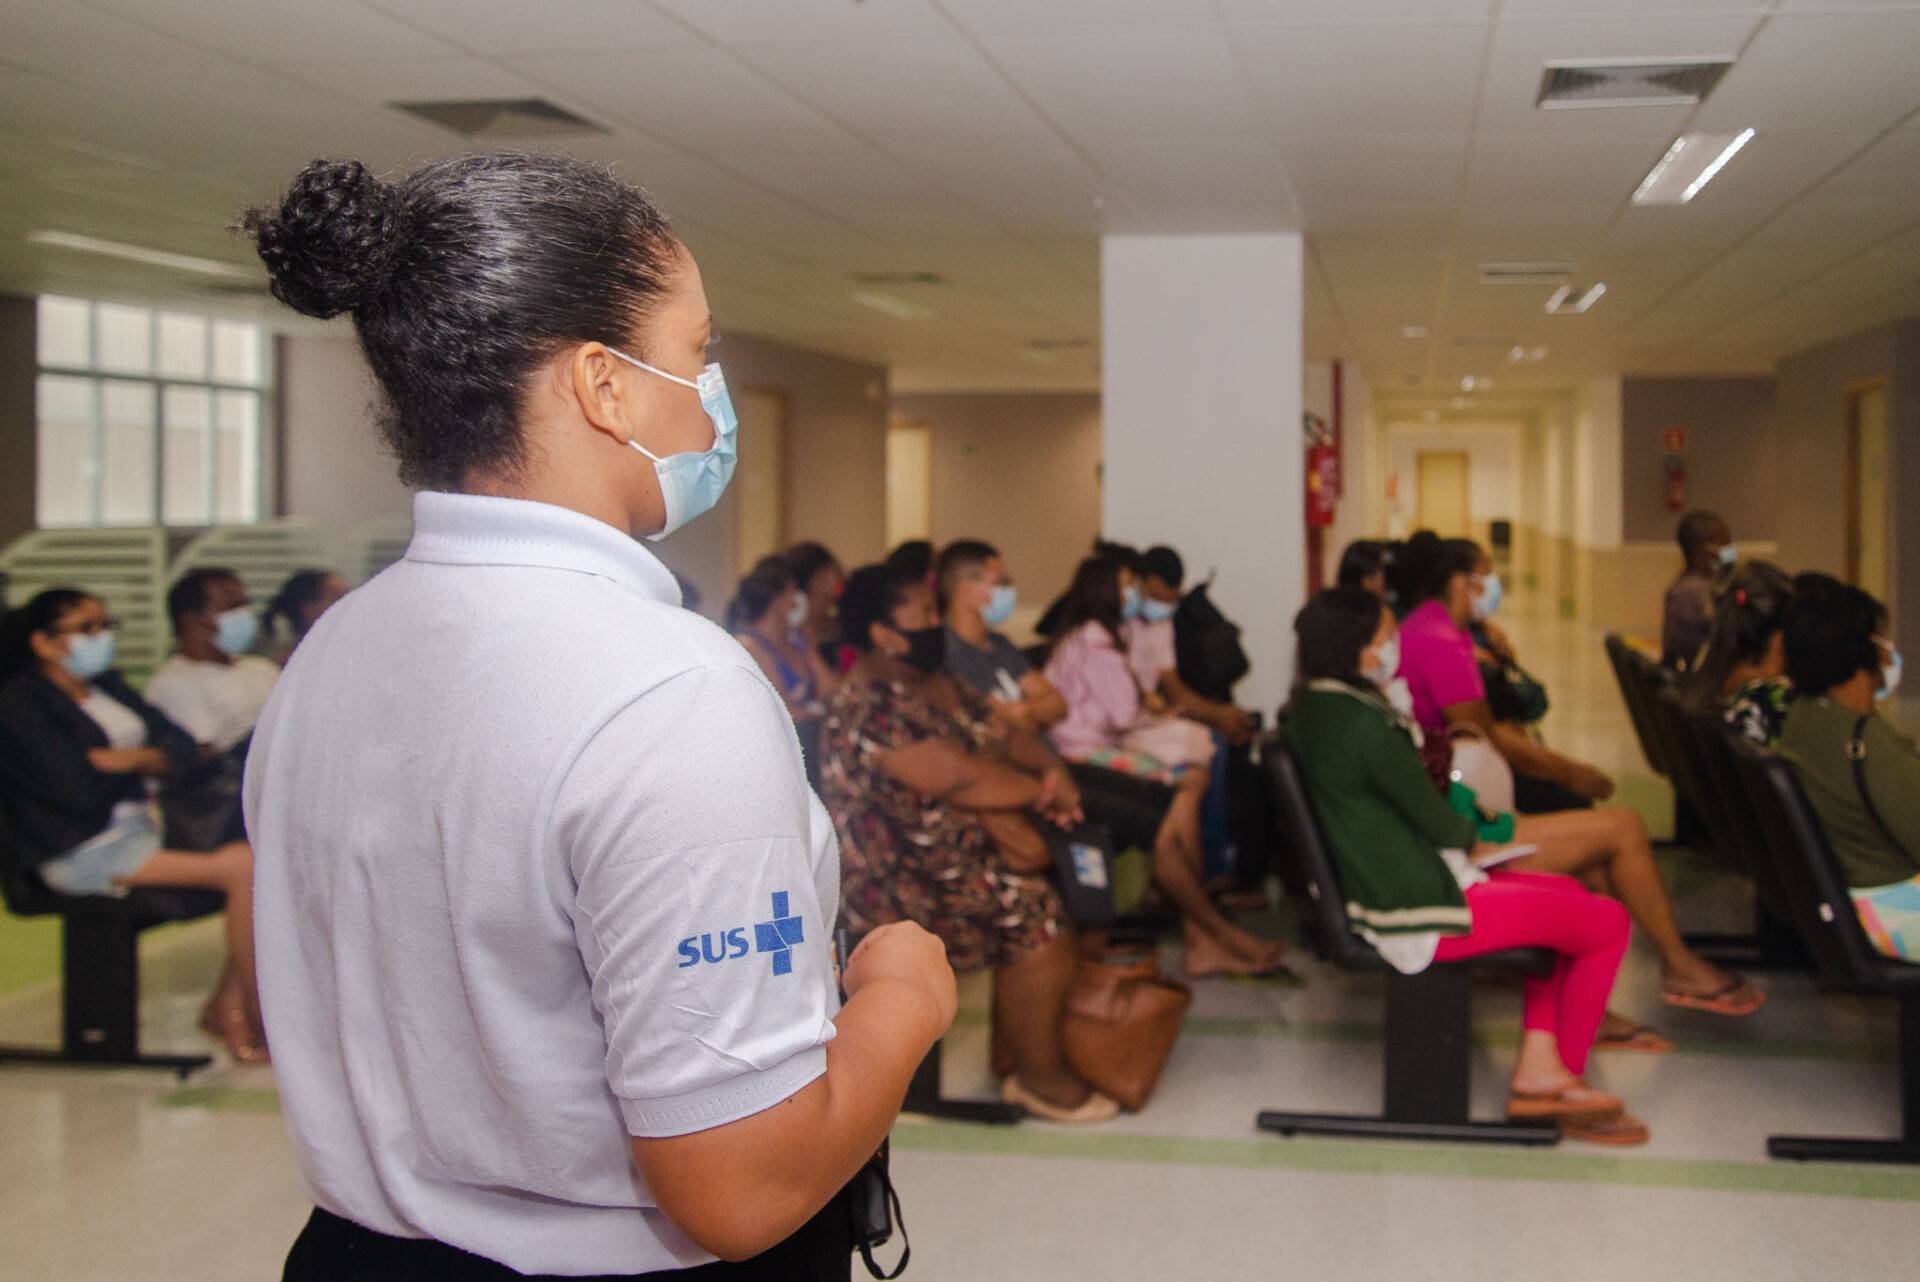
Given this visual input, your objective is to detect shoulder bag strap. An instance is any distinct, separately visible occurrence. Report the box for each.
[1848,715,1913,861]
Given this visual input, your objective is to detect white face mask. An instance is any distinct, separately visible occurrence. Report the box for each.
[1471,573,1503,622]
[1877,639,1904,702]
[786,593,809,630]
[1367,635,1400,687]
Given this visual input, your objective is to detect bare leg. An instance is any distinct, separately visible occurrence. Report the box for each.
[1508,809,1742,996]
[993,933,1093,1109]
[1152,775,1283,970]
[121,842,262,1058]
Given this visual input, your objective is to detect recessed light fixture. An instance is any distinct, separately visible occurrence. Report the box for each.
[1422,410,1441,423]
[27,230,255,281]
[1508,344,1549,363]
[1632,129,1755,205]
[1401,325,1430,339]
[1545,283,1607,314]
[850,290,935,321]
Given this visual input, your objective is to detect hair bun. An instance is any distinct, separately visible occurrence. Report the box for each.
[239,159,406,319]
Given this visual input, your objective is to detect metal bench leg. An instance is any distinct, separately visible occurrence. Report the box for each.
[1770,997,1920,1165]
[902,1039,1022,1125]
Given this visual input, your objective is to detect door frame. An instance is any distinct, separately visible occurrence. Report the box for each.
[1844,377,1888,589]
[734,385,790,575]
[885,418,935,548]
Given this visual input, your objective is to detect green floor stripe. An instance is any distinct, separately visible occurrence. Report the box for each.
[889,1120,1920,1202]
[947,1007,1892,1063]
[159,1085,284,1114]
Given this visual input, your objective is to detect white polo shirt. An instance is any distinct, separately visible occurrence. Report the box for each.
[245,492,840,1276]
[145,652,280,750]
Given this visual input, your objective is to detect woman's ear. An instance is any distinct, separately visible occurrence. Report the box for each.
[28,627,63,666]
[567,343,636,445]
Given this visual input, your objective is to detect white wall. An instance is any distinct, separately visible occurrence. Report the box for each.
[1382,420,1521,539]
[1574,375,1625,550]
[1102,233,1304,716]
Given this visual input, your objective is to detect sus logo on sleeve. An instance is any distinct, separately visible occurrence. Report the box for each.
[676,892,805,977]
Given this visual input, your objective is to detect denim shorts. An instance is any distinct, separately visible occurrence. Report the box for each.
[38,803,160,897]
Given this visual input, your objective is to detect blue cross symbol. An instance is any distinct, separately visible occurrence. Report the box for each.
[754,892,805,976]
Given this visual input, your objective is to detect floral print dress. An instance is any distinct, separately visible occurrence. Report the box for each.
[820,673,1065,973]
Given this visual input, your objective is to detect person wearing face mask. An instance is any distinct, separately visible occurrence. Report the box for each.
[729,555,839,730]
[1044,555,1286,977]
[1662,510,1737,671]
[782,542,846,669]
[1779,576,1920,962]
[1127,546,1256,748]
[239,154,955,1279]
[1399,537,1765,1019]
[0,588,262,1062]
[819,563,1115,1123]
[144,568,282,758]
[1281,588,1647,1145]
[937,539,1068,731]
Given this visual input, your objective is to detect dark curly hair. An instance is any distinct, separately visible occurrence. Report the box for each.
[1677,561,1793,716]
[1784,574,1887,697]
[238,153,679,490]
[726,556,797,633]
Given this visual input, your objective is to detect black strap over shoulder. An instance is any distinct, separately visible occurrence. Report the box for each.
[1848,715,1912,862]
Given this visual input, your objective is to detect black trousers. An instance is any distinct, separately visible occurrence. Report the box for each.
[1069,763,1177,853]
[284,1189,853,1282]
[1512,773,1594,815]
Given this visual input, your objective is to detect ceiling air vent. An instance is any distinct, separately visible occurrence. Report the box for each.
[848,271,947,287]
[1536,58,1734,110]
[392,98,608,138]
[1480,262,1574,286]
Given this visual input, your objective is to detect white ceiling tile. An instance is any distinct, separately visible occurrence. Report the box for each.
[1464,131,1673,205]
[83,0,459,65]
[264,59,555,108]
[1503,0,1770,14]
[1090,139,1299,233]
[1235,22,1487,135]
[942,0,1221,33]
[1689,12,1920,132]
[1282,133,1469,207]
[1822,127,1920,200]
[374,0,704,56]
[645,0,946,47]
[1220,1,1492,21]
[978,27,1266,143]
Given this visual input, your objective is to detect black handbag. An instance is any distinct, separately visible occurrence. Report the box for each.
[848,1141,908,1279]
[1049,822,1118,928]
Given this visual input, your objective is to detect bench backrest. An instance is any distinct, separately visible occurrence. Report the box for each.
[1604,634,1667,777]
[1260,731,1379,971]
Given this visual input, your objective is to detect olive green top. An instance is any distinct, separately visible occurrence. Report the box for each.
[1281,682,1477,936]
[1779,696,1920,889]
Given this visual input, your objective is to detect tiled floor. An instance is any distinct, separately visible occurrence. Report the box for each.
[2,594,1914,1281]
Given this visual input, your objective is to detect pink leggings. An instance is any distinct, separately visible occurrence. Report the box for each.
[1432,870,1631,1076]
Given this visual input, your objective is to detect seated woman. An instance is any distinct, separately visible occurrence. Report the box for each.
[1678,562,1795,747]
[1396,538,1765,1018]
[729,555,840,729]
[1778,575,1918,962]
[1335,538,1391,599]
[819,563,1118,1123]
[1044,555,1286,977]
[1283,587,1646,1145]
[0,588,263,1061]
[783,540,846,670]
[261,567,349,664]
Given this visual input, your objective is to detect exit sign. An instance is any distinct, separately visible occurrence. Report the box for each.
[1662,426,1687,454]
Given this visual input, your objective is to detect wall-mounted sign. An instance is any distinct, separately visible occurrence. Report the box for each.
[1662,426,1688,455]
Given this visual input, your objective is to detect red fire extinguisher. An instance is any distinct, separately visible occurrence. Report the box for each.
[1664,456,1687,513]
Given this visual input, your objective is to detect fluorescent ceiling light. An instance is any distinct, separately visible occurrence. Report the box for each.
[1401,325,1429,339]
[850,290,934,321]
[1511,344,1549,363]
[1460,375,1479,392]
[1631,129,1755,205]
[1545,283,1607,314]
[27,230,256,281]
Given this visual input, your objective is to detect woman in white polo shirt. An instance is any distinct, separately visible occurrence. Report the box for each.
[239,153,956,1281]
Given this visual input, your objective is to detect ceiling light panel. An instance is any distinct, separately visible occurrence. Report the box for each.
[1631,129,1756,205]
[1545,283,1607,314]
[26,231,254,281]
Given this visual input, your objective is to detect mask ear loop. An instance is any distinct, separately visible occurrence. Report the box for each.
[606,345,702,464]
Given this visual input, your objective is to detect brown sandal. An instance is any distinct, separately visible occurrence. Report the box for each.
[1595,1022,1674,1053]
[1662,974,1765,1017]
[1559,1112,1650,1146]
[1506,1082,1624,1120]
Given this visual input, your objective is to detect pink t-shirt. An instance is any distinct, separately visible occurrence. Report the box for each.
[1120,617,1177,694]
[1398,599,1484,737]
[1044,621,1142,760]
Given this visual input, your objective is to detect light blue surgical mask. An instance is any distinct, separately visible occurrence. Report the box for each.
[1718,543,1740,569]
[1140,598,1177,623]
[1121,584,1144,621]
[1368,636,1400,688]
[1877,640,1903,703]
[63,629,117,682]
[608,347,740,541]
[1471,572,1503,621]
[983,583,1018,628]
[786,593,809,630]
[216,607,258,657]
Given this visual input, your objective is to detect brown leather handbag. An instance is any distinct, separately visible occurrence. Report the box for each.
[1061,953,1191,1112]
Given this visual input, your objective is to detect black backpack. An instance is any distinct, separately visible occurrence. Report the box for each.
[1173,580,1251,703]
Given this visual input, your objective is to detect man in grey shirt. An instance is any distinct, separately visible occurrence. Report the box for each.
[1662,510,1734,671]
[938,540,1068,732]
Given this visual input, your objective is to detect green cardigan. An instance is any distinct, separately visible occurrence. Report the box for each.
[1281,682,1477,936]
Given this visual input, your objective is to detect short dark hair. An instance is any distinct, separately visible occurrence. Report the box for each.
[782,542,840,592]
[168,567,240,631]
[1139,545,1184,591]
[884,540,934,583]
[1404,537,1480,606]
[726,556,796,632]
[1,587,92,680]
[240,153,679,490]
[1336,540,1390,591]
[1293,587,1387,691]
[935,539,1000,607]
[1784,574,1887,696]
[839,563,924,653]
[1678,561,1793,715]
[1676,510,1727,556]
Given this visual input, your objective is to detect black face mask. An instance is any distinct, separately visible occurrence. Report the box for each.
[897,626,947,676]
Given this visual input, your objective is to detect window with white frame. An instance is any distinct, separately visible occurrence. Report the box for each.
[35,295,271,528]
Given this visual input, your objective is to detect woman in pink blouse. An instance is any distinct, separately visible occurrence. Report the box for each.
[1045,556,1285,976]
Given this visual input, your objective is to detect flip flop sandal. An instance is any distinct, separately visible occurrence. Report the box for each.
[1595,1023,1674,1053]
[1559,1112,1650,1147]
[1507,1085,1625,1120]
[999,1077,1121,1124]
[1662,975,1766,1016]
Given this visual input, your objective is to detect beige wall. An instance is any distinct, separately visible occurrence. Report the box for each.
[275,333,414,526]
[0,295,34,552]
[1620,376,1777,545]
[890,392,1102,608]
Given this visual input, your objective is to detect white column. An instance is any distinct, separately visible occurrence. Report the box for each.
[1101,234,1304,717]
